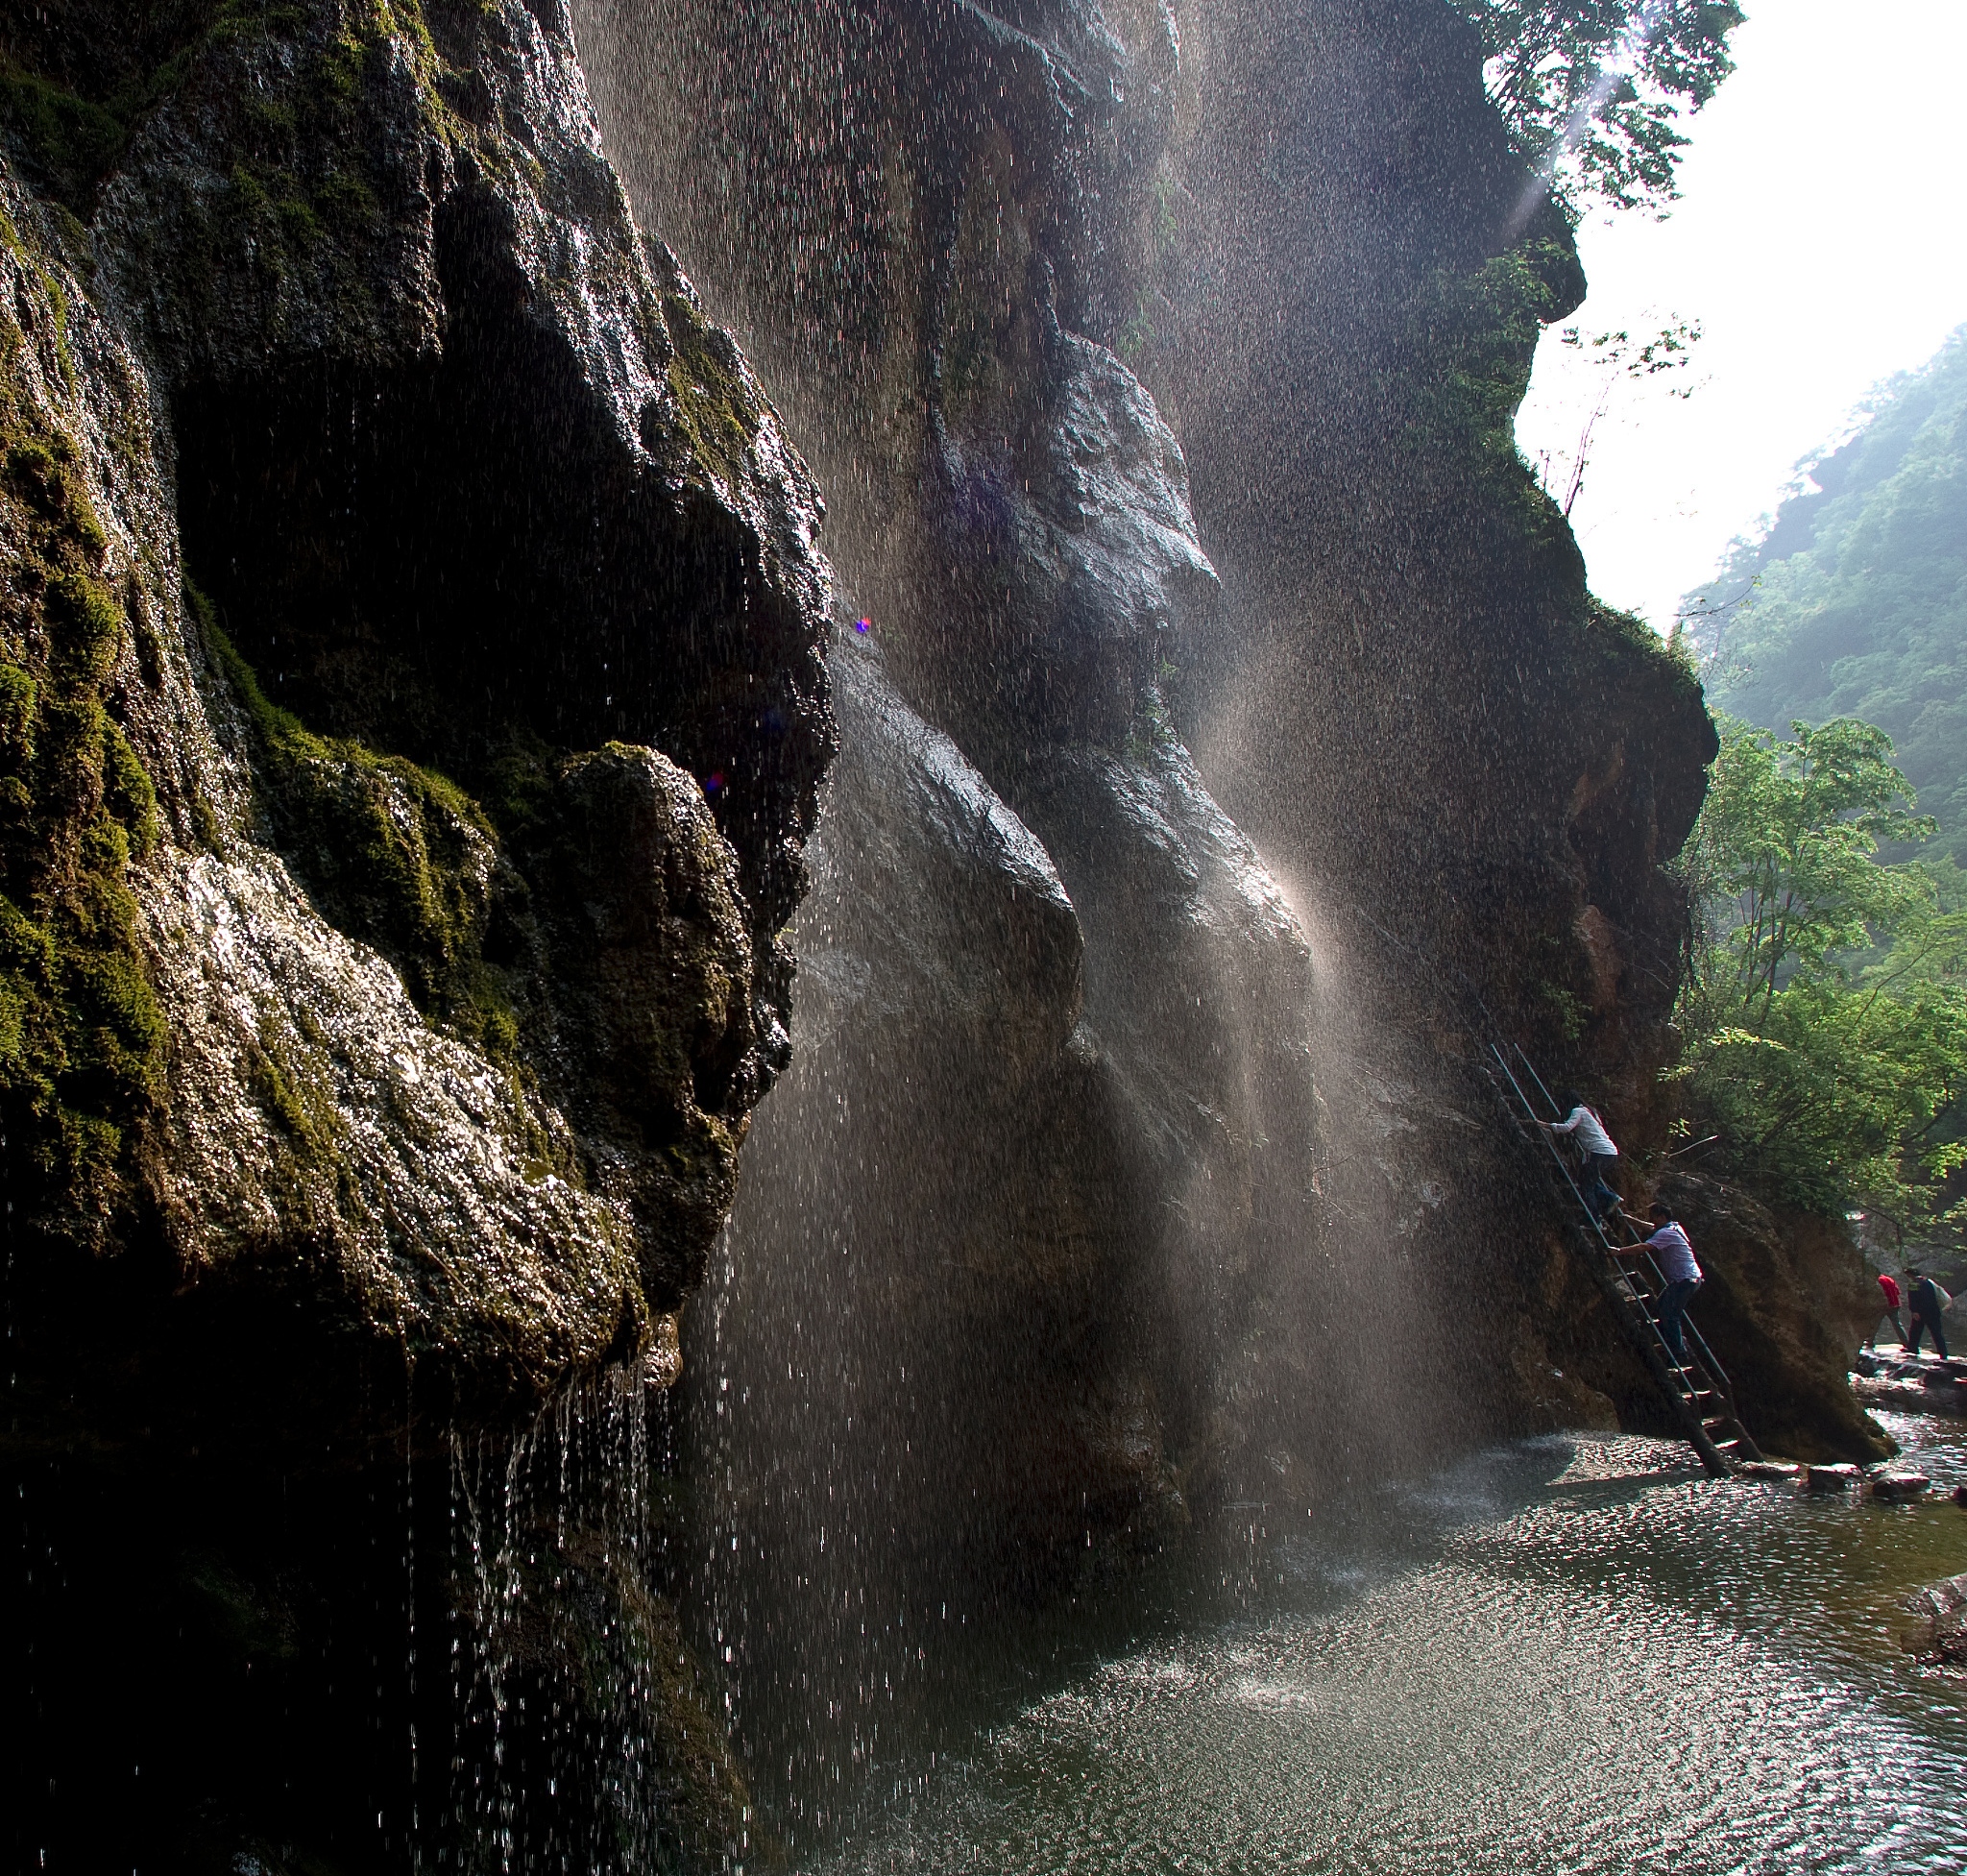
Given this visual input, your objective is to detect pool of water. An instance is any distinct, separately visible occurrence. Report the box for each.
[814,1414,1967,1875]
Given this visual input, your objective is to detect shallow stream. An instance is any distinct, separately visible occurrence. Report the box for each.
[794,1413,1967,1875]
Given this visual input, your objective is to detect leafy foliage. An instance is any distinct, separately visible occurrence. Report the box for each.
[1450,0,1745,214]
[1673,717,1967,1248]
[1687,326,1967,875]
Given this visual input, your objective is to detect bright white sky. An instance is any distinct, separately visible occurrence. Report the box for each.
[1514,0,1967,633]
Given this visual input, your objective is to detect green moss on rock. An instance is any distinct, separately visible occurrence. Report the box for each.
[196,592,522,1057]
[0,337,165,1237]
[662,292,764,489]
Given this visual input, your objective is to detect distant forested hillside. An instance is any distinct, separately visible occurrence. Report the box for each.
[1686,326,1967,868]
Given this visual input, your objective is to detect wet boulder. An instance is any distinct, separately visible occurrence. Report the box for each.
[1868,1472,1931,1503]
[1903,1572,1967,1672]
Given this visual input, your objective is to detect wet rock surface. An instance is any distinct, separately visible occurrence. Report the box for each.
[1869,1471,1931,1501]
[3,0,1904,1868]
[1806,1462,1864,1492]
[1903,1571,1967,1673]
[569,0,1856,1507]
[1852,1350,1967,1418]
[1,0,834,1451]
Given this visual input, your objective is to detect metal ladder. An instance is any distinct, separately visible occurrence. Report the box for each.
[1486,1041,1762,1476]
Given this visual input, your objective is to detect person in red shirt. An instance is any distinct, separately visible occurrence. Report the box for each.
[1871,1271,1906,1350]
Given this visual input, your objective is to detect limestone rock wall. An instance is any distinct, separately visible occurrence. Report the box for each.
[572,0,1741,1523]
[0,0,836,1450]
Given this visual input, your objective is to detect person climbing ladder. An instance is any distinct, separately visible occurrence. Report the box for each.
[1539,1092,1624,1227]
[1643,1203,1704,1367]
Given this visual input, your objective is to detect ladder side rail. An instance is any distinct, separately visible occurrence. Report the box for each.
[1554,1070,1741,1404]
[1348,906,1751,1469]
[1558,1211,1735,1475]
[1515,1042,1719,1365]
[1609,1246,1756,1451]
[1503,1043,1635,1241]
[1511,1044,1571,1130]
[1608,1207,1738,1402]
[1615,1240,1672,1296]
[1607,1207,1738,1399]
[1679,1317,1736,1403]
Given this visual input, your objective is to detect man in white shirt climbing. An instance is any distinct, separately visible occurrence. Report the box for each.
[1643,1202,1704,1368]
[1539,1093,1624,1229]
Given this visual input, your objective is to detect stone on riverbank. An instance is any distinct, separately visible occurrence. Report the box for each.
[1868,1473,1931,1502]
[1903,1572,1967,1675]
[1848,1351,1966,1419]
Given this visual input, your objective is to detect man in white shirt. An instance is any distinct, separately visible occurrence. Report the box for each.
[1644,1202,1704,1367]
[1540,1094,1623,1227]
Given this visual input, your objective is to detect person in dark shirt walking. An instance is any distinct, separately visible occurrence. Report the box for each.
[1644,1203,1703,1368]
[1906,1270,1952,1359]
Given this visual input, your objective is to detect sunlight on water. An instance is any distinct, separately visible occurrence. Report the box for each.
[818,1421,1967,1875]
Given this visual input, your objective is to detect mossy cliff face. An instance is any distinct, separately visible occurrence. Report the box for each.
[0,0,835,1450]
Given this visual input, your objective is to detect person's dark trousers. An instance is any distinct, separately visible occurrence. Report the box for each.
[1657,1278,1702,1364]
[1870,1309,1906,1348]
[1585,1152,1621,1221]
[1906,1310,1950,1358]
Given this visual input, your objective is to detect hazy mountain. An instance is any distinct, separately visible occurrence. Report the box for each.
[1688,326,1967,865]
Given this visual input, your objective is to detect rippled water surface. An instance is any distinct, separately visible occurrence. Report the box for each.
[815,1415,1967,1875]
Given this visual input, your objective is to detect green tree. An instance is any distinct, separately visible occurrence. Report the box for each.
[1451,0,1746,214]
[1673,716,1967,1243]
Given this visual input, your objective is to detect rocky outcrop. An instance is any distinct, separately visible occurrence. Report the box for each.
[8,0,1873,1865]
[1631,1175,1886,1460]
[1854,1350,1967,1418]
[1,0,834,1450]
